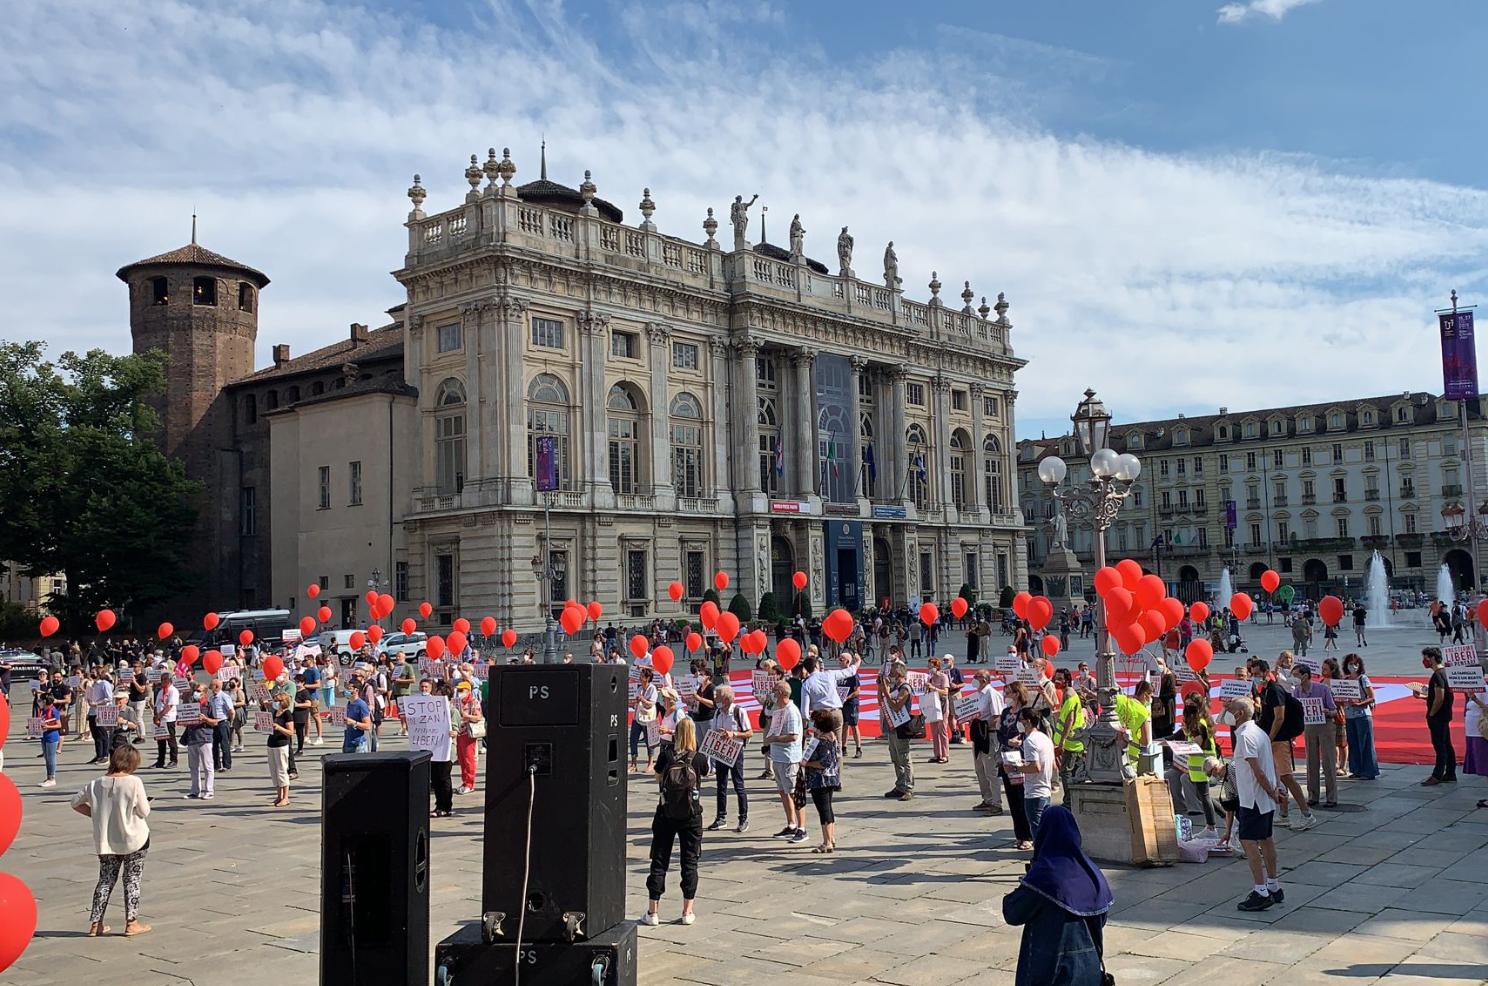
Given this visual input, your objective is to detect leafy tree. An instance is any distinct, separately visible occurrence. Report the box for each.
[998,585,1015,608]
[795,594,813,620]
[0,343,200,634]
[0,599,40,642]
[701,588,721,609]
[758,591,780,624]
[727,591,752,621]
[958,583,977,606]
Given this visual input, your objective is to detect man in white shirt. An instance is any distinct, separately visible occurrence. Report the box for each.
[151,676,180,768]
[765,680,807,843]
[86,674,115,764]
[1017,708,1056,839]
[971,670,1006,814]
[798,652,862,751]
[1229,696,1284,911]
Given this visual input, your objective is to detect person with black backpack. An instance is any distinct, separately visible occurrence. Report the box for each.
[643,717,710,927]
[1254,658,1317,831]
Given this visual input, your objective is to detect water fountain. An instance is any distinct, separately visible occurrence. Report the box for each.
[1436,563,1456,605]
[1216,567,1233,608]
[1364,551,1393,628]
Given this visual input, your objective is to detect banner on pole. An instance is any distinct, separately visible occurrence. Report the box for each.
[1439,309,1478,400]
[535,435,559,492]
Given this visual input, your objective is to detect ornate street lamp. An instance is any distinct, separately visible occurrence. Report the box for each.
[1038,389,1141,784]
[1441,500,1488,542]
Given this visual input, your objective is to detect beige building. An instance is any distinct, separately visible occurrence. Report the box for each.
[387,148,1028,627]
[1019,391,1488,601]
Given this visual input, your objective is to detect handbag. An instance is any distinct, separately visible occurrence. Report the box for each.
[464,718,487,740]
[905,713,926,740]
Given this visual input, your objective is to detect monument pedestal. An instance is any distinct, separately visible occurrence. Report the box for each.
[1037,544,1087,613]
[1068,777,1178,866]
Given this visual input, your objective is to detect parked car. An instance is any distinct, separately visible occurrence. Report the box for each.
[374,632,427,662]
[189,609,292,649]
[0,649,52,689]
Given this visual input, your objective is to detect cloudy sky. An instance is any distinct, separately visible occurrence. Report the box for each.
[4,0,1487,440]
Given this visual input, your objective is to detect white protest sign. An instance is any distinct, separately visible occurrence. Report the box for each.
[153,722,169,740]
[837,683,851,702]
[1329,678,1362,702]
[471,663,490,680]
[176,703,201,725]
[26,717,43,738]
[145,668,163,684]
[699,729,743,768]
[1443,644,1477,667]
[400,694,452,761]
[1445,664,1486,691]
[1220,679,1252,699]
[1016,668,1043,688]
[174,676,192,691]
[676,675,697,710]
[750,671,772,699]
[884,698,911,729]
[67,675,81,689]
[645,717,661,748]
[249,683,271,703]
[801,737,820,763]
[1164,740,1203,758]
[326,706,347,726]
[995,654,1022,672]
[1300,696,1326,726]
[221,644,236,657]
[94,704,118,727]
[1174,666,1198,683]
[253,711,274,734]
[906,671,929,695]
[953,693,983,723]
[282,627,302,643]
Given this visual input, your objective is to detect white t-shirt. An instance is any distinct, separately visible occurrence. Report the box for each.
[1232,720,1278,813]
[978,682,1006,721]
[1465,689,1485,736]
[1021,729,1056,800]
[155,684,179,723]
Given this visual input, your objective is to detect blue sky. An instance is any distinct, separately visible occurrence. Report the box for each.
[3,0,1486,441]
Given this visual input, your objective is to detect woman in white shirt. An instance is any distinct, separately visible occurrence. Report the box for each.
[71,744,152,937]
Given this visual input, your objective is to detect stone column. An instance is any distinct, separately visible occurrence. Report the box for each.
[890,365,909,504]
[710,339,733,497]
[461,302,488,485]
[848,356,866,501]
[578,311,611,503]
[792,350,816,497]
[933,375,952,511]
[969,382,985,518]
[646,322,672,495]
[736,337,761,492]
[496,297,531,501]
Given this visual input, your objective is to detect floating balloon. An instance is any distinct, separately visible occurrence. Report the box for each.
[586,601,602,622]
[792,570,808,590]
[1028,596,1054,632]
[1116,559,1143,590]
[1138,610,1166,643]
[951,597,970,619]
[0,871,37,975]
[1159,597,1185,633]
[446,630,467,655]
[0,774,18,857]
[238,629,254,647]
[453,618,470,635]
[481,616,497,637]
[1260,570,1280,593]
[686,632,703,652]
[1012,591,1031,619]
[307,583,320,598]
[1040,635,1060,658]
[716,612,742,644]
[501,629,517,648]
[426,635,447,660]
[700,601,720,630]
[402,618,417,635]
[777,638,801,670]
[378,593,395,616]
[1318,595,1345,628]
[919,602,940,627]
[262,655,284,681]
[1093,566,1122,597]
[1229,592,1254,622]
[714,571,729,591]
[668,581,684,601]
[299,616,316,639]
[822,608,854,644]
[419,602,433,619]
[1478,598,1488,630]
[1116,624,1147,655]
[38,616,59,638]
[203,612,220,631]
[367,625,384,645]
[1134,574,1165,610]
[95,609,116,633]
[202,650,224,675]
[652,646,675,676]
[155,622,173,641]
[1103,586,1133,619]
[1189,601,1210,624]
[349,631,366,651]
[179,645,200,667]
[630,634,650,659]
[560,607,584,635]
[365,590,378,607]
[1185,638,1213,672]
[317,606,332,624]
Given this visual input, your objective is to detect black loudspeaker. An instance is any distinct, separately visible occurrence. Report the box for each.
[435,919,638,985]
[482,664,628,943]
[321,750,432,986]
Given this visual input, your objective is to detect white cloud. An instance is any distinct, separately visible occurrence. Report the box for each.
[0,0,1483,442]
[1217,0,1322,25]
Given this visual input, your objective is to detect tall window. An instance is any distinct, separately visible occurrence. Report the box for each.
[238,282,254,312]
[626,550,648,602]
[685,550,705,599]
[759,396,779,496]
[1336,517,1349,538]
[1249,522,1262,547]
[435,553,455,623]
[671,342,699,369]
[150,277,168,306]
[318,466,331,510]
[1369,514,1382,536]
[907,424,930,508]
[1404,511,1417,534]
[240,486,256,535]
[607,384,642,494]
[531,316,564,349]
[526,374,571,490]
[949,432,967,509]
[906,382,925,406]
[435,378,467,495]
[984,435,1003,512]
[670,394,704,498]
[437,322,462,353]
[395,561,409,601]
[861,412,877,499]
[348,461,363,506]
[192,276,216,306]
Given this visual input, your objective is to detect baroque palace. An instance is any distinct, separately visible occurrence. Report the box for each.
[120,147,1028,629]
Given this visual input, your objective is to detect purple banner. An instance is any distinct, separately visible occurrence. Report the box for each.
[535,435,558,492]
[1439,310,1478,400]
[1225,499,1237,530]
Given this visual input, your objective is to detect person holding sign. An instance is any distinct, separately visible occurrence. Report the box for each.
[1339,654,1378,779]
[629,667,659,775]
[1294,666,1338,807]
[706,686,752,834]
[998,683,1034,850]
[1417,647,1457,786]
[923,657,950,763]
[881,661,915,801]
[150,673,179,770]
[182,685,219,800]
[86,673,115,764]
[764,680,808,843]
[970,670,1006,815]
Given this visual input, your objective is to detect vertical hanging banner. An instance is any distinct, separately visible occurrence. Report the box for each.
[1439,309,1478,400]
[535,435,558,492]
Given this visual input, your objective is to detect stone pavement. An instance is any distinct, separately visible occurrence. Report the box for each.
[3,718,1487,986]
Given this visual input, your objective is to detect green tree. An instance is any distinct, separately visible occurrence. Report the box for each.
[0,343,201,633]
[958,583,977,606]
[727,591,752,621]
[701,588,721,610]
[758,591,780,624]
[998,585,1015,608]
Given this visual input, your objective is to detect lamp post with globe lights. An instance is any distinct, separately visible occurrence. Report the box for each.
[1037,389,1142,785]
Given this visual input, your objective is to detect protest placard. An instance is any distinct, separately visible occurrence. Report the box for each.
[400,693,452,761]
[801,737,820,763]
[646,717,661,748]
[326,706,347,727]
[1292,655,1317,674]
[837,683,851,702]
[471,663,490,680]
[953,693,982,723]
[906,671,930,695]
[883,698,910,729]
[94,704,118,727]
[1174,666,1198,683]
[221,644,236,657]
[676,675,697,709]
[1016,668,1043,688]
[176,703,201,725]
[1329,678,1362,702]
[1300,696,1326,726]
[67,675,81,689]
[1443,644,1477,667]
[29,680,41,693]
[253,711,273,734]
[145,668,163,684]
[154,722,169,740]
[1219,679,1252,699]
[995,654,1022,672]
[699,729,743,768]
[249,682,271,703]
[1164,740,1203,758]
[26,718,43,738]
[174,676,192,691]
[283,627,302,643]
[750,670,772,699]
[1445,664,1486,691]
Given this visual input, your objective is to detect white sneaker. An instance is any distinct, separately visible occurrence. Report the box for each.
[639,912,659,927]
[1292,813,1319,831]
[678,913,695,926]
[312,738,325,747]
[38,779,55,789]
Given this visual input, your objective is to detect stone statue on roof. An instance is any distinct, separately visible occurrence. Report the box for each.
[789,214,805,261]
[884,241,901,288]
[730,194,758,251]
[837,226,854,275]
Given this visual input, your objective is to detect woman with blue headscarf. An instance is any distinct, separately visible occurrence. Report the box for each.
[1002,805,1114,986]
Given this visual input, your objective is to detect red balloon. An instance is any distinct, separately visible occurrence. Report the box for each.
[95,609,116,633]
[822,608,854,644]
[1260,570,1281,593]
[203,612,220,631]
[1134,574,1165,610]
[652,646,675,676]
[365,590,378,607]
[714,571,729,591]
[1318,595,1345,628]
[0,773,21,857]
[480,616,497,637]
[156,622,174,641]
[453,618,470,634]
[1028,597,1053,632]
[378,593,395,615]
[1230,592,1254,622]
[743,631,762,655]
[753,630,771,654]
[238,629,254,647]
[0,871,38,974]
[426,636,447,660]
[1189,601,1210,624]
[419,602,433,619]
[368,625,384,645]
[1116,559,1143,590]
[179,645,200,667]
[1159,597,1185,633]
[1138,610,1166,643]
[586,601,602,622]
[349,631,366,650]
[1186,638,1214,672]
[299,616,316,639]
[668,581,684,601]
[1180,680,1207,704]
[560,607,584,635]
[307,583,320,598]
[686,632,703,652]
[1478,599,1488,630]
[317,606,332,624]
[716,612,742,644]
[262,655,284,681]
[445,630,466,655]
[777,638,801,670]
[202,650,224,675]
[951,598,970,619]
[792,570,808,590]
[919,602,940,627]
[501,629,517,648]
[38,616,59,638]
[1116,624,1147,655]
[630,634,650,659]
[1093,566,1122,596]
[1103,586,1133,619]
[1040,635,1060,658]
[1012,591,1032,618]
[700,601,720,630]
[402,618,417,635]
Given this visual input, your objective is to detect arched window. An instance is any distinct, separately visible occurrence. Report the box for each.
[265,389,278,411]
[607,384,643,494]
[758,396,779,496]
[527,373,570,490]
[907,424,930,509]
[949,430,970,509]
[149,277,168,306]
[311,380,324,396]
[860,412,877,499]
[238,282,255,312]
[435,378,467,495]
[287,385,300,403]
[984,434,1004,513]
[1217,425,1229,440]
[192,276,217,307]
[671,393,704,498]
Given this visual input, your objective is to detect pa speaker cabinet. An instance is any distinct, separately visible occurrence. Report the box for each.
[482,664,628,942]
[321,750,432,986]
[435,919,638,986]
